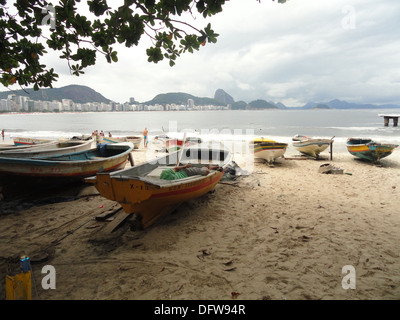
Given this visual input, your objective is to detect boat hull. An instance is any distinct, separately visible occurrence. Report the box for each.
[250,139,288,163]
[165,139,183,153]
[346,138,398,162]
[86,147,232,229]
[100,136,142,149]
[126,136,143,149]
[165,137,202,153]
[293,139,332,158]
[0,138,94,158]
[0,143,133,181]
[13,137,54,146]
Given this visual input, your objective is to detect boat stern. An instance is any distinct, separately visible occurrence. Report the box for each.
[85,173,116,200]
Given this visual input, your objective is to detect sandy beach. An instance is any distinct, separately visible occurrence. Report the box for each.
[0,144,399,300]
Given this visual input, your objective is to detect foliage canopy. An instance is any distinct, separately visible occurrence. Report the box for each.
[0,0,286,90]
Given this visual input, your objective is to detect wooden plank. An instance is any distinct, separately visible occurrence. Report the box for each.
[100,211,133,234]
[95,206,122,221]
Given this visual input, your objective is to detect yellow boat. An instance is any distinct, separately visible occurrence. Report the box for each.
[85,146,232,229]
[250,137,288,164]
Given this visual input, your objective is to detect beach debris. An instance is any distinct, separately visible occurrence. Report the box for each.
[85,223,101,229]
[222,161,249,181]
[300,235,312,242]
[270,226,279,234]
[231,291,240,299]
[224,267,237,272]
[222,260,233,266]
[318,163,344,174]
[29,251,50,263]
[132,243,143,249]
[222,260,236,271]
[197,249,211,261]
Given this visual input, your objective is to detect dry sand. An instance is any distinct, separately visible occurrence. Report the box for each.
[0,145,399,300]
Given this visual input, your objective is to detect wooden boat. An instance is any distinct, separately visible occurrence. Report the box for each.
[126,136,143,149]
[165,137,202,153]
[13,137,54,146]
[99,136,143,149]
[0,143,134,185]
[85,146,232,229]
[0,137,94,158]
[346,138,399,162]
[149,134,170,151]
[250,137,288,164]
[0,138,58,152]
[292,134,333,158]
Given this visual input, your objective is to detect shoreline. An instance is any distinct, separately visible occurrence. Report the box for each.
[0,146,399,300]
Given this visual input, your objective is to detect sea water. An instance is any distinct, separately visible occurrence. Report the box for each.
[1,109,399,154]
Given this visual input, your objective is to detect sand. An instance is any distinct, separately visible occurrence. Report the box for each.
[0,145,399,300]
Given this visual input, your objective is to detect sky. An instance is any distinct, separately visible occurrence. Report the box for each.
[2,0,400,107]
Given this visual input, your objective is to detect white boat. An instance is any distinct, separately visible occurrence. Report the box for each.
[0,137,95,158]
[13,137,54,146]
[98,136,143,149]
[292,134,334,158]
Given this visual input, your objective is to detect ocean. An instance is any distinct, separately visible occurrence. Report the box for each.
[1,109,399,154]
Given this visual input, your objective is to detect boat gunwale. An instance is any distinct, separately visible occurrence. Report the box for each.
[105,147,232,187]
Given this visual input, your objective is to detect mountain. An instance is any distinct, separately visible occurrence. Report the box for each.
[214,89,234,105]
[299,99,400,110]
[231,101,247,110]
[143,92,225,106]
[0,85,111,104]
[2,84,399,110]
[247,99,279,110]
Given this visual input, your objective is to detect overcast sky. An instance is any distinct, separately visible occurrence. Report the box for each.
[3,0,400,107]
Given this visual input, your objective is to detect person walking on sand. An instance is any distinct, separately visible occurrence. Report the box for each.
[1,129,4,141]
[143,128,148,147]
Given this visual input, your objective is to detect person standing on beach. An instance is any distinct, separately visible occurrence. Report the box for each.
[143,128,148,147]
[1,129,4,141]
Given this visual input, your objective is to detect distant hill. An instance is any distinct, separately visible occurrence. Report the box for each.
[2,84,399,110]
[214,89,234,105]
[300,99,400,110]
[231,101,247,110]
[0,85,111,104]
[143,92,225,106]
[247,99,279,110]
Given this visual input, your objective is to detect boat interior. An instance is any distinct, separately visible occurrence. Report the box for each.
[109,148,231,186]
[347,138,373,145]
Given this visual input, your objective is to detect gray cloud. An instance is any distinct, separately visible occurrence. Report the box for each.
[2,0,399,107]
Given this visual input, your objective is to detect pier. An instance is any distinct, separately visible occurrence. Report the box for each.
[379,114,399,127]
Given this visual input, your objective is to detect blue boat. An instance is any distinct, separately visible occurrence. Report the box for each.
[346,138,399,162]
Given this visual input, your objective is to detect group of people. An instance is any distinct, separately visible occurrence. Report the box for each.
[92,130,112,138]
